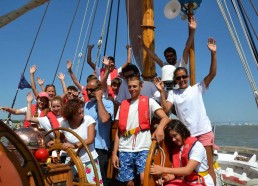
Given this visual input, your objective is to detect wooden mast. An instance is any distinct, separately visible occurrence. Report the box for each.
[142,0,156,80]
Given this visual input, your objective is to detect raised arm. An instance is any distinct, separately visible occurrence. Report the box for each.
[87,44,96,71]
[121,45,132,69]
[153,77,172,113]
[58,72,67,94]
[30,65,39,97]
[100,57,110,93]
[204,38,217,88]
[36,77,45,91]
[95,89,111,123]
[25,92,39,123]
[138,35,164,67]
[67,60,82,91]
[182,16,197,64]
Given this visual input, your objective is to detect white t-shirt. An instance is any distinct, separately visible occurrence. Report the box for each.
[60,115,98,163]
[187,141,214,186]
[116,80,160,104]
[95,66,122,86]
[115,98,161,152]
[37,116,63,138]
[166,80,212,136]
[163,57,187,68]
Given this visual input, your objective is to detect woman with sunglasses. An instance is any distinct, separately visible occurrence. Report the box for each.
[154,38,217,184]
[150,120,214,186]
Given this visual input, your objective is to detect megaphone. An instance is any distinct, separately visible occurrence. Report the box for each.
[164,0,181,19]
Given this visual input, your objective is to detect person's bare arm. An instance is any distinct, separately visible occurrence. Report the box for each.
[58,72,67,94]
[67,60,82,91]
[87,44,96,71]
[204,38,217,88]
[138,35,163,67]
[121,45,132,69]
[182,16,197,64]
[37,77,45,91]
[30,65,39,97]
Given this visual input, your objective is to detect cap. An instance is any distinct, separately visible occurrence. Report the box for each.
[37,92,50,100]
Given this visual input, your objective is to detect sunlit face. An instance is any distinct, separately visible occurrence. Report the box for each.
[45,86,56,100]
[86,80,100,101]
[51,100,62,116]
[174,69,189,89]
[128,79,142,100]
[165,51,176,65]
[67,89,79,100]
[74,107,84,120]
[111,83,119,94]
[109,59,115,71]
[169,130,183,147]
[37,97,49,109]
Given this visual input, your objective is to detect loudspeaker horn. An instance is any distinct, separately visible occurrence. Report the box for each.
[164,0,181,19]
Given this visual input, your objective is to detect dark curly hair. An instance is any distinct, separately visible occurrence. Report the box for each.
[61,98,84,120]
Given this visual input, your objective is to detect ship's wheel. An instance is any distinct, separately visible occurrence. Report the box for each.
[45,127,100,186]
[0,120,44,186]
[143,139,168,186]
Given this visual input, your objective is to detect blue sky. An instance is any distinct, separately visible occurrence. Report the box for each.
[0,0,257,123]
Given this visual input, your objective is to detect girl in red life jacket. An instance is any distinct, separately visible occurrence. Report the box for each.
[1,92,50,128]
[25,94,62,133]
[150,120,214,186]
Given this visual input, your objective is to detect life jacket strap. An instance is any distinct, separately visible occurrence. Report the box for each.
[123,127,140,137]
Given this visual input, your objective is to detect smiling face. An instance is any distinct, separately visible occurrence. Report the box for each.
[51,100,62,116]
[45,85,56,100]
[36,97,49,109]
[169,130,183,147]
[174,69,189,89]
[128,77,142,100]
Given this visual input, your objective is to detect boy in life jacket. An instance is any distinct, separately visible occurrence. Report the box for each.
[112,76,170,186]
[150,120,214,186]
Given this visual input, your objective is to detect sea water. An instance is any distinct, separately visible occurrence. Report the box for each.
[213,123,258,149]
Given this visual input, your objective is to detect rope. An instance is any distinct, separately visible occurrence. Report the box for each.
[216,0,258,107]
[96,0,111,67]
[7,1,50,120]
[79,0,99,83]
[113,0,121,59]
[103,0,114,57]
[67,0,90,85]
[52,0,81,84]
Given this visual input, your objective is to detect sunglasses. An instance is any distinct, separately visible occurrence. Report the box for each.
[86,87,99,92]
[175,75,188,81]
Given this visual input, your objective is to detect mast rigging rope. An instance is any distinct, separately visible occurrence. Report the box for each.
[52,0,81,84]
[79,0,99,83]
[7,1,50,120]
[113,0,121,59]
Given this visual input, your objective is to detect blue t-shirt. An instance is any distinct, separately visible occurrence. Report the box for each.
[84,99,114,150]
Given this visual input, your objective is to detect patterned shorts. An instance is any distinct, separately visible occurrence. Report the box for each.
[117,150,148,182]
[70,159,103,185]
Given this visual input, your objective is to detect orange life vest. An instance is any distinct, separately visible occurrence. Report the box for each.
[82,87,90,103]
[24,104,59,129]
[100,68,118,98]
[172,137,206,183]
[118,95,150,135]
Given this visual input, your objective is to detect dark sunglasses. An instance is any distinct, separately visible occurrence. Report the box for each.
[86,87,99,92]
[175,75,188,81]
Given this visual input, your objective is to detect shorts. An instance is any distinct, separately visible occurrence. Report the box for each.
[117,150,148,182]
[196,131,219,150]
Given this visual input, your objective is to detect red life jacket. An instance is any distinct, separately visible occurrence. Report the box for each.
[172,137,204,182]
[24,104,59,129]
[82,87,90,103]
[100,68,118,98]
[118,95,150,135]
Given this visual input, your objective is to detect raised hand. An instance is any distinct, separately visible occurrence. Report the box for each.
[26,92,34,103]
[58,72,65,80]
[207,38,216,54]
[66,60,72,71]
[189,16,197,30]
[153,77,165,92]
[37,77,44,86]
[30,65,37,74]
[87,44,94,50]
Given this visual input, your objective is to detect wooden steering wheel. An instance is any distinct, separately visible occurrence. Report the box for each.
[0,120,45,186]
[143,139,168,186]
[45,127,100,186]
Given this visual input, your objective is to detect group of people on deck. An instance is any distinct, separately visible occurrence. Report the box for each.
[1,17,219,186]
